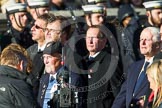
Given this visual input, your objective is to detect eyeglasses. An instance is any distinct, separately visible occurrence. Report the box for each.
[33,24,44,30]
[43,28,61,34]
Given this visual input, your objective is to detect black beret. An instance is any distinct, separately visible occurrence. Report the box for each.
[43,42,62,55]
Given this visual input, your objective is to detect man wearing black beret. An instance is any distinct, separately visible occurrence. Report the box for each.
[37,41,63,108]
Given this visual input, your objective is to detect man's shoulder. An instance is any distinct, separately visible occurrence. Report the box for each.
[127,59,144,73]
[27,44,38,52]
[131,59,144,66]
[28,43,38,49]
[40,73,49,82]
[0,74,30,90]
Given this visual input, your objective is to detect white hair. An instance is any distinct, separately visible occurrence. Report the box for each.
[146,27,161,43]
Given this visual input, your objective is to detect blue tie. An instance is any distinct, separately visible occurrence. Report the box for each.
[134,61,150,94]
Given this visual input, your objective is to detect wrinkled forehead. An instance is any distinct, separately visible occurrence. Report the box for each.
[35,19,46,27]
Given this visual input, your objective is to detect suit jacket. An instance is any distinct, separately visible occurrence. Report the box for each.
[37,73,50,108]
[27,44,38,61]
[85,48,123,108]
[27,44,45,98]
[112,59,150,108]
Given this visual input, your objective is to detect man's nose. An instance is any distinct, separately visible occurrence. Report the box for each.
[90,38,93,44]
[100,17,104,22]
[142,39,146,45]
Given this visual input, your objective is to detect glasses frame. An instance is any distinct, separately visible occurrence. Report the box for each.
[33,24,44,30]
[43,28,62,34]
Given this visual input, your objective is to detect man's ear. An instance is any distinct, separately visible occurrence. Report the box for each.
[9,14,14,22]
[85,15,91,26]
[16,60,23,72]
[146,11,150,17]
[20,60,24,72]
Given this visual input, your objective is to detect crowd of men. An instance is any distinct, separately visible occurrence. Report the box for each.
[0,0,162,108]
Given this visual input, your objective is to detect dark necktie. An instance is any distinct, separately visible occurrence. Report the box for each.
[134,61,150,93]
[89,56,94,61]
[50,76,55,83]
[38,49,41,52]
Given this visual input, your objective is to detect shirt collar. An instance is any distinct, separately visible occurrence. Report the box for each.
[145,56,154,66]
[38,43,46,51]
[89,52,100,58]
[50,73,57,80]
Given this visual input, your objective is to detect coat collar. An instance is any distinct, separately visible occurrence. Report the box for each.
[0,65,32,85]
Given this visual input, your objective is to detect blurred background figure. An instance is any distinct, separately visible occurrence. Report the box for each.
[107,0,143,8]
[49,0,67,10]
[146,60,162,108]
[1,0,16,13]
[17,0,26,3]
[1,3,34,50]
[130,0,143,8]
[87,0,107,6]
[27,0,50,24]
[86,0,107,16]
[143,0,162,28]
[82,4,105,26]
[107,0,122,8]
[117,3,142,73]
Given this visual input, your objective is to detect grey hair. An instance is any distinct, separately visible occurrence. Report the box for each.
[146,27,161,43]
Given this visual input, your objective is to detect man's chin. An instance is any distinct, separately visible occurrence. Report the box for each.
[45,69,52,73]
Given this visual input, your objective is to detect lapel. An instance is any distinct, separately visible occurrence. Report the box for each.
[38,73,50,107]
[40,74,50,98]
[127,60,144,103]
